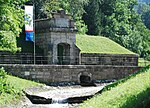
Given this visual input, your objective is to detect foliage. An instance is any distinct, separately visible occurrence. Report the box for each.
[0,67,20,103]
[0,68,43,106]
[136,3,150,30]
[59,0,89,34]
[76,34,135,54]
[79,65,150,108]
[0,0,28,52]
[83,0,150,57]
[83,0,103,35]
[41,0,60,18]
[29,0,88,34]
[0,68,7,94]
[75,17,88,35]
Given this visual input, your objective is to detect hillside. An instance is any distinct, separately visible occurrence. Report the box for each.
[79,65,150,108]
[76,34,135,54]
[0,68,43,107]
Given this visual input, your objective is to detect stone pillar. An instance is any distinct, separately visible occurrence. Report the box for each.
[53,44,58,64]
[47,51,52,64]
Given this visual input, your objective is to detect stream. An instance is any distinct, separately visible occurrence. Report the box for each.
[18,83,111,108]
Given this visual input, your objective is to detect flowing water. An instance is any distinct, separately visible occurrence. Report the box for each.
[21,83,111,108]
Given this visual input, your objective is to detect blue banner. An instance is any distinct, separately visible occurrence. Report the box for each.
[26,32,34,41]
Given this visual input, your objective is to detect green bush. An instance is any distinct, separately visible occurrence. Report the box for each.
[0,68,7,94]
[0,68,20,96]
[0,69,43,106]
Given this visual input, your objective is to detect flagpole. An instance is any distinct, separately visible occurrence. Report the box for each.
[33,3,36,65]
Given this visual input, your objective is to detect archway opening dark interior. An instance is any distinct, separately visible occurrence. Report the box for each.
[80,75,96,86]
[57,43,70,65]
[80,75,91,84]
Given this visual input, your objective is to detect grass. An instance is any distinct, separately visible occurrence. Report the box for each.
[76,34,135,54]
[6,75,42,91]
[0,74,43,106]
[79,65,150,108]
[138,58,150,66]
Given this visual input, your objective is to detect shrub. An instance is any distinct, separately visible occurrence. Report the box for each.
[0,68,19,95]
[0,68,7,94]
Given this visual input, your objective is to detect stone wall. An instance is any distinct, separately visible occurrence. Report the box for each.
[0,52,44,64]
[81,53,138,66]
[0,64,142,84]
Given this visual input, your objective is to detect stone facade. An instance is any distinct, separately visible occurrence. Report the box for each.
[35,10,80,65]
[81,53,138,66]
[0,64,142,84]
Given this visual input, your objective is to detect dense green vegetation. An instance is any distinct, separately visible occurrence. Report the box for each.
[27,0,88,34]
[76,34,135,54]
[83,0,150,58]
[0,68,42,106]
[0,0,28,52]
[79,65,150,108]
[136,2,150,30]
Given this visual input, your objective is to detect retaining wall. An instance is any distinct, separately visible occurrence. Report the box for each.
[81,53,138,66]
[0,64,142,84]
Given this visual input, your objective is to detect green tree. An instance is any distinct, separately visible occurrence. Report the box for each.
[137,3,150,29]
[84,0,150,57]
[42,0,60,18]
[29,0,89,34]
[83,0,103,35]
[0,0,28,52]
[54,0,89,34]
[103,0,150,56]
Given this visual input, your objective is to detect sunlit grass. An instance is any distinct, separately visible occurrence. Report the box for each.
[76,34,135,54]
[138,58,150,66]
[0,75,43,107]
[79,65,150,108]
[7,75,42,91]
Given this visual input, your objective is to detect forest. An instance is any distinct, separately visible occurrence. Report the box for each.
[0,0,150,59]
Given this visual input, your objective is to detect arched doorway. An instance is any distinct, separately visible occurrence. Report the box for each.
[57,43,70,64]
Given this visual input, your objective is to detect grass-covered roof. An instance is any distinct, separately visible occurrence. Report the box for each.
[76,34,135,54]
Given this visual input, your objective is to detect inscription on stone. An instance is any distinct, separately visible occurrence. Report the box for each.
[55,18,69,27]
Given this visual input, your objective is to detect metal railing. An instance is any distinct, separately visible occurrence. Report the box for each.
[0,54,149,66]
[0,55,47,64]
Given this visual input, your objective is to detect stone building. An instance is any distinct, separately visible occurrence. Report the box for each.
[35,10,80,64]
[0,10,139,66]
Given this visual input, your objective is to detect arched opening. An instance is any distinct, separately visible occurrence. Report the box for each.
[79,74,96,86]
[57,43,70,65]
[80,75,91,85]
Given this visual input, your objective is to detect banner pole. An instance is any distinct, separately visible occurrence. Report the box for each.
[33,4,35,65]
